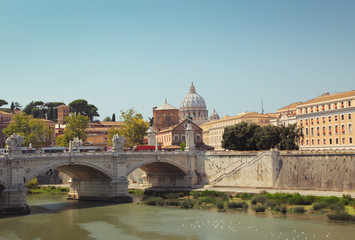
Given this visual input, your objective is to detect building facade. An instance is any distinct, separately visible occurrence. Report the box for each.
[271,101,302,127]
[57,105,70,125]
[153,101,179,132]
[297,91,355,150]
[155,119,203,149]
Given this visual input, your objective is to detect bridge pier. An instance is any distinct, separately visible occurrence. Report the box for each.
[67,178,132,203]
[0,184,30,215]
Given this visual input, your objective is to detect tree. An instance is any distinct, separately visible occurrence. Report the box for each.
[112,113,116,122]
[0,99,8,108]
[254,125,280,150]
[278,123,302,150]
[56,113,89,147]
[222,122,261,151]
[3,113,53,147]
[180,141,186,151]
[69,99,99,121]
[117,108,149,147]
[107,126,120,147]
[103,116,111,122]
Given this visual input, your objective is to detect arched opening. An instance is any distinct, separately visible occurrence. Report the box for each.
[128,162,189,188]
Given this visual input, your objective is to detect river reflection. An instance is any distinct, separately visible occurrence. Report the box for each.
[0,193,355,240]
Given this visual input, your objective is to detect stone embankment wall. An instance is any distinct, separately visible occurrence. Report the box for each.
[203,150,355,192]
[202,151,279,188]
[275,151,355,191]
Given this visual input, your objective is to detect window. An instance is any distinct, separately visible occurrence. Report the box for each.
[316,118,319,124]
[336,138,339,144]
[311,118,314,125]
[317,139,320,145]
[328,104,331,110]
[335,115,338,121]
[157,116,161,123]
[335,125,338,134]
[341,102,344,108]
[349,114,352,120]
[181,135,185,141]
[312,139,314,145]
[329,126,332,135]
[323,126,326,135]
[342,138,345,144]
[349,124,352,133]
[306,140,309,145]
[341,115,344,121]
[311,127,314,136]
[196,135,201,141]
[350,138,353,144]
[349,101,352,107]
[328,116,331,122]
[317,127,320,136]
[322,117,325,123]
[329,139,332,144]
[305,128,309,136]
[174,135,179,142]
[341,125,345,134]
[323,139,326,145]
[165,115,171,122]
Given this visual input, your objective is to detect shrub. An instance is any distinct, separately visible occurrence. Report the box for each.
[165,199,180,206]
[330,202,345,212]
[280,206,287,214]
[144,197,165,206]
[181,199,194,209]
[164,193,179,199]
[287,194,312,205]
[327,212,355,221]
[252,195,268,204]
[26,178,39,190]
[199,196,216,204]
[241,193,253,200]
[313,202,328,211]
[227,201,248,209]
[343,194,352,201]
[216,201,225,210]
[200,190,227,199]
[253,205,266,212]
[235,193,242,198]
[289,207,305,213]
[190,191,200,199]
[251,198,257,205]
[324,196,340,205]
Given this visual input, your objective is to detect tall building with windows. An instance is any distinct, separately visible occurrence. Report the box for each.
[297,90,355,150]
[57,104,70,125]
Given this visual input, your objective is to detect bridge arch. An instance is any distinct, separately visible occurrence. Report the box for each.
[25,162,114,184]
[127,158,190,188]
[126,159,188,176]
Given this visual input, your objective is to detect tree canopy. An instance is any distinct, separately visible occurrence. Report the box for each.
[23,101,64,120]
[2,113,53,148]
[56,113,89,147]
[116,108,149,147]
[69,99,99,121]
[0,99,8,108]
[222,122,301,151]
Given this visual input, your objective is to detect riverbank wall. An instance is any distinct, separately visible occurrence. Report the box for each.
[202,150,355,192]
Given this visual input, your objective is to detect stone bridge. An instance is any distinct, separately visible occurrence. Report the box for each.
[0,148,201,214]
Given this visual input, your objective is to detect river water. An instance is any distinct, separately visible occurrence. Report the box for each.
[0,193,355,240]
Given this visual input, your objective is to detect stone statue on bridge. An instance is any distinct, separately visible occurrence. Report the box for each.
[112,134,125,152]
[69,137,83,152]
[5,133,24,155]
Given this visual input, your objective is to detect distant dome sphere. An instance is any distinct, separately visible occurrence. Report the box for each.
[180,83,206,109]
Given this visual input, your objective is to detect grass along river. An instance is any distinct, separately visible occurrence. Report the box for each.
[0,192,355,240]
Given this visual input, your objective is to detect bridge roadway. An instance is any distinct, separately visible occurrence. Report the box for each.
[0,150,202,214]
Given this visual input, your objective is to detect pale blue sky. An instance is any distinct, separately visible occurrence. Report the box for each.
[1,0,354,120]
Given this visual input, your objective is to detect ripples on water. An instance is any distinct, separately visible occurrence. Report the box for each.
[0,193,355,240]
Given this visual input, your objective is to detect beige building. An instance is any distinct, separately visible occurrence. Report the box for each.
[271,101,302,127]
[200,112,277,150]
[297,90,355,150]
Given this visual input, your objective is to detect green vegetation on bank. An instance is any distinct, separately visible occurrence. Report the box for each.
[26,178,69,194]
[138,189,355,222]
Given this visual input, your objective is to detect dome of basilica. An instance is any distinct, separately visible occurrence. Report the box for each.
[210,109,220,120]
[180,83,207,109]
[179,83,208,124]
